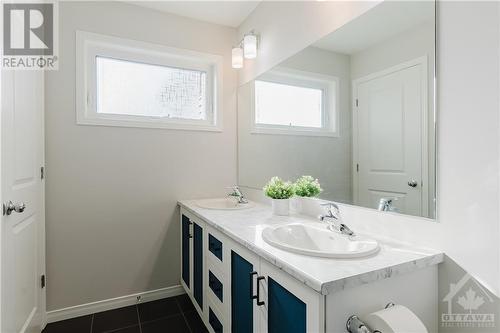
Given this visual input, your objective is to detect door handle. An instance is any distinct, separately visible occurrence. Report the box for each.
[249,271,257,300]
[250,272,265,306]
[256,276,265,306]
[407,180,418,188]
[3,201,26,216]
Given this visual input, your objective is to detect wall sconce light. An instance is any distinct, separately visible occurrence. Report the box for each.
[232,46,243,69]
[232,30,259,69]
[243,33,258,59]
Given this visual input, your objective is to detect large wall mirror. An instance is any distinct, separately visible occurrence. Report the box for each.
[237,1,436,219]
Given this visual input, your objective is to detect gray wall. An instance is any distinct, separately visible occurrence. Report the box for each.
[45,1,237,310]
[238,47,352,203]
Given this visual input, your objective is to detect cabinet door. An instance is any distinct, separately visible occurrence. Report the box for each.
[259,260,325,333]
[181,214,191,288]
[193,222,203,309]
[230,248,260,333]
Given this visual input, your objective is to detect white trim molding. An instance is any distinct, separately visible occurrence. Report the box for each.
[46,285,185,324]
[75,30,224,132]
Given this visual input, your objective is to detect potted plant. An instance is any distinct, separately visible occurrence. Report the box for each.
[263,177,295,216]
[293,176,322,215]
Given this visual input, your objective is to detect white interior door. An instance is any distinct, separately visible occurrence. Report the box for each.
[354,59,427,216]
[1,69,45,333]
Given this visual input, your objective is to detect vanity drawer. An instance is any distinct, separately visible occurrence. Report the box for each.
[208,234,223,262]
[209,307,223,333]
[206,256,226,309]
[209,270,223,302]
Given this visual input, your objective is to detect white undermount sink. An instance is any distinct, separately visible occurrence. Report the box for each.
[196,198,255,210]
[262,223,379,258]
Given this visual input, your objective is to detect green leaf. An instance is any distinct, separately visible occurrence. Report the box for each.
[263,176,295,199]
[294,175,322,197]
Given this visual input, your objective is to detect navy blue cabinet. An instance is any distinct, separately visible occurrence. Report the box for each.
[209,234,223,261]
[209,308,223,333]
[180,209,321,333]
[231,251,254,333]
[209,271,223,302]
[180,213,204,312]
[181,215,191,288]
[230,250,318,333]
[268,277,306,333]
[260,260,322,333]
[193,222,203,309]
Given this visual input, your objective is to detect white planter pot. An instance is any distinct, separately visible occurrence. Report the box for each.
[271,198,290,216]
[293,196,321,216]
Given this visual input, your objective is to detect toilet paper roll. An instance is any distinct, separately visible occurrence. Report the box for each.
[363,305,428,333]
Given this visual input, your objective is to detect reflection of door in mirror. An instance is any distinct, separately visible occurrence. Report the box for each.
[353,58,427,217]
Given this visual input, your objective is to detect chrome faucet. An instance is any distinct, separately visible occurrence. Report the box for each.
[227,186,248,204]
[378,198,399,212]
[318,202,355,236]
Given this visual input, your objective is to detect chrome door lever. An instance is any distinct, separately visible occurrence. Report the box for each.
[3,201,26,216]
[407,180,418,188]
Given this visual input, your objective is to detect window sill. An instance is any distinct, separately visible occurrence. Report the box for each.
[250,126,339,138]
[76,116,223,132]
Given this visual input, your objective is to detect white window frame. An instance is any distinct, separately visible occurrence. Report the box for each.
[251,67,339,137]
[76,31,223,131]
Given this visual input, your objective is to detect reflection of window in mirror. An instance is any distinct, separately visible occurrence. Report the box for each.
[252,68,339,137]
[255,81,322,128]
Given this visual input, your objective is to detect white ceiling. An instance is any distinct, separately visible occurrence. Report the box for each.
[131,1,261,28]
[313,1,434,55]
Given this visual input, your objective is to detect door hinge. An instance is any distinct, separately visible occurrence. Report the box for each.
[355,99,359,107]
[41,275,46,288]
[356,164,359,172]
[41,166,44,180]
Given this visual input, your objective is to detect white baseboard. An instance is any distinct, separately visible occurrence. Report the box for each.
[46,284,185,323]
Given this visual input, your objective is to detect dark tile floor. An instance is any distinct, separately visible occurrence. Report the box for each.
[43,294,208,333]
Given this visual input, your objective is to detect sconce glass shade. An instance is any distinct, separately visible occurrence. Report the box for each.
[232,47,243,69]
[243,34,257,59]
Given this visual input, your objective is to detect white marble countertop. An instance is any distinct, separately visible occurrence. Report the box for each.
[178,199,443,295]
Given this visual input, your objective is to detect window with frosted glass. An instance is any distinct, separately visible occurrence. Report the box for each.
[96,56,208,120]
[254,80,323,128]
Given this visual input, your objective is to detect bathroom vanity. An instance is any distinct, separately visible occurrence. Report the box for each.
[178,200,443,333]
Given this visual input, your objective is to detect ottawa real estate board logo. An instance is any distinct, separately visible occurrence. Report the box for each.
[442,273,496,329]
[2,1,58,69]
